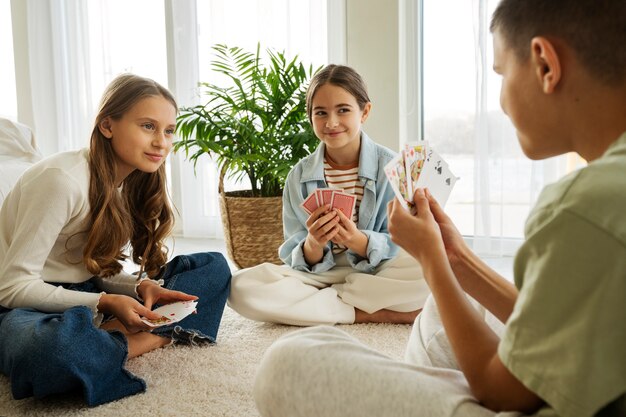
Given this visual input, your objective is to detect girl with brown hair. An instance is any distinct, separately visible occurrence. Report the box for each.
[229,64,428,326]
[0,74,231,406]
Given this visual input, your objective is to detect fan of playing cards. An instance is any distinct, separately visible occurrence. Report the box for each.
[141,300,198,327]
[384,141,458,212]
[301,188,357,220]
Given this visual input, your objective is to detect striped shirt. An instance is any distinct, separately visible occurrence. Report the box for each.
[324,157,363,253]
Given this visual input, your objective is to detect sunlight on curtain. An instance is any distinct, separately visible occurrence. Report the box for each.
[87,0,168,112]
[170,0,328,238]
[422,0,584,256]
[0,0,17,120]
[12,0,93,155]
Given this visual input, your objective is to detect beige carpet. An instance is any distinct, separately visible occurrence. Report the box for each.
[0,305,412,417]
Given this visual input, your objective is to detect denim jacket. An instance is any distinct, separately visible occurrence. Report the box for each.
[279,131,399,274]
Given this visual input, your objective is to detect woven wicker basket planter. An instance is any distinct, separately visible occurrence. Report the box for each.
[218,183,284,269]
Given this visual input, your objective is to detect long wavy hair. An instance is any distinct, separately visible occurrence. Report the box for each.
[83,74,176,278]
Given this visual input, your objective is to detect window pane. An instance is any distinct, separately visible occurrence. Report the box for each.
[87,0,168,107]
[423,0,532,239]
[0,0,17,119]
[197,0,327,83]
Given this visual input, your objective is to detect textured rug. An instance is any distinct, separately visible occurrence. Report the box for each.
[0,305,412,417]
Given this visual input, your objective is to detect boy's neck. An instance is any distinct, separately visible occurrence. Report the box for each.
[571,83,626,162]
[556,62,626,162]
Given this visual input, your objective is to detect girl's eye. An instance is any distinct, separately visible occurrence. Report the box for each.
[143,123,155,130]
[165,128,175,135]
[314,111,326,117]
[338,107,350,113]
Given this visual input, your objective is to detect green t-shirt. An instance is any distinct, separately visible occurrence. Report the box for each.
[498,132,626,417]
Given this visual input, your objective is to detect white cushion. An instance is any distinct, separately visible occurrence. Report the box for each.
[0,118,42,206]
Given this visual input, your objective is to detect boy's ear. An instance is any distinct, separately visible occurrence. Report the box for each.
[98,117,114,139]
[530,36,561,94]
[361,102,372,123]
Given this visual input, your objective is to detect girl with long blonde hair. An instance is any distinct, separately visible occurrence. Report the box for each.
[0,74,231,406]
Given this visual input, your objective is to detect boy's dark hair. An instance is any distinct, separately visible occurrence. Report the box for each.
[490,0,626,85]
[306,64,370,122]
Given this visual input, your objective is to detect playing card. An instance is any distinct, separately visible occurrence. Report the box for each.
[414,149,457,207]
[318,188,334,206]
[301,192,319,215]
[404,142,428,198]
[384,154,412,211]
[141,300,198,327]
[330,192,357,220]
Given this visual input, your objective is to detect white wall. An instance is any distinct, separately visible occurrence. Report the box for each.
[346,0,400,152]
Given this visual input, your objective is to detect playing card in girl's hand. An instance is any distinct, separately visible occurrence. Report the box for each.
[318,188,334,206]
[141,300,198,328]
[330,192,356,219]
[300,192,319,215]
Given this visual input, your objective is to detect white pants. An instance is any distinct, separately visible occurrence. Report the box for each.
[253,295,526,417]
[228,249,430,326]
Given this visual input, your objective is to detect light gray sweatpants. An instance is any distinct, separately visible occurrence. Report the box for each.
[253,295,526,417]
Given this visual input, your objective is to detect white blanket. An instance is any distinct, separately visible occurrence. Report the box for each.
[0,118,42,206]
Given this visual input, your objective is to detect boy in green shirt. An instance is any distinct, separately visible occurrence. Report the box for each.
[252,0,626,416]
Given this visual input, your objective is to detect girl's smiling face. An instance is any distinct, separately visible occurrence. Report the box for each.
[99,95,177,184]
[310,83,371,164]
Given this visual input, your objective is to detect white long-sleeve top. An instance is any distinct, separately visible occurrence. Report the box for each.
[0,148,142,319]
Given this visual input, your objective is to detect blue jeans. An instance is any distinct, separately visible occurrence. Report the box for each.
[0,252,231,406]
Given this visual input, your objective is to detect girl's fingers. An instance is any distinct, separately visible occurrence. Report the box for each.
[165,290,197,301]
[326,227,340,241]
[316,214,339,234]
[306,204,332,227]
[151,291,198,308]
[334,208,349,222]
[320,210,338,225]
[309,210,337,231]
[143,295,154,310]
[139,305,162,320]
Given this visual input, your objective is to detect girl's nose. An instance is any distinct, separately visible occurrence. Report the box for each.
[152,130,168,148]
[326,116,339,128]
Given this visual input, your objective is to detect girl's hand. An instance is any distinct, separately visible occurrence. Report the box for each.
[387,188,446,264]
[98,293,163,333]
[423,188,470,267]
[137,280,198,310]
[305,204,340,250]
[330,209,368,257]
[303,204,340,265]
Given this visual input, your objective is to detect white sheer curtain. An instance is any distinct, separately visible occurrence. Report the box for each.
[168,0,329,238]
[12,0,93,156]
[421,0,584,256]
[0,0,17,120]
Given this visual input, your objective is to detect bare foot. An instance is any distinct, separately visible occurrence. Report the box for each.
[354,308,421,324]
[100,319,171,359]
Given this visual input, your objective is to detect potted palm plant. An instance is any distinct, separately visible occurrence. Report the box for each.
[175,44,320,268]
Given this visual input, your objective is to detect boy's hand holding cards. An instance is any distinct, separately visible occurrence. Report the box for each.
[384,141,458,211]
[301,189,357,220]
[141,300,198,327]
